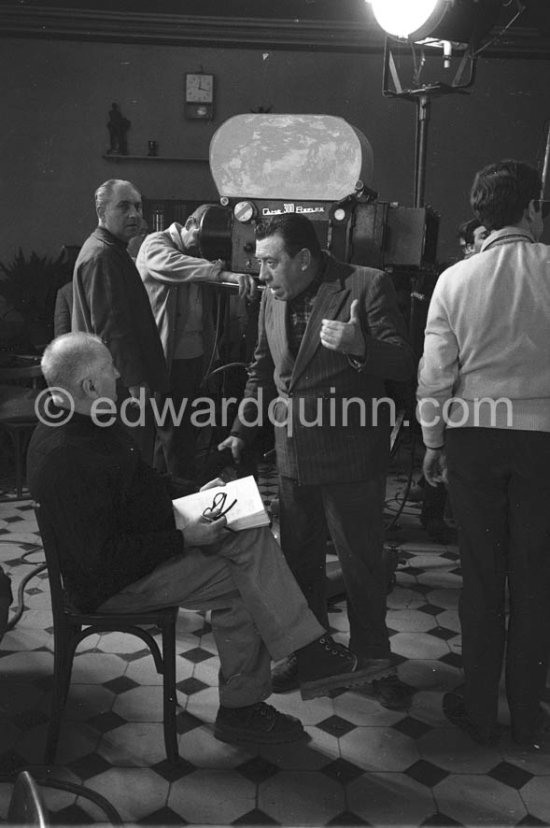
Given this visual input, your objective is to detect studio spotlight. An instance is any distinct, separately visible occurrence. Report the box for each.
[367,0,502,47]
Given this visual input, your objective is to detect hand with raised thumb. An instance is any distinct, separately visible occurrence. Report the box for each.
[320,298,365,356]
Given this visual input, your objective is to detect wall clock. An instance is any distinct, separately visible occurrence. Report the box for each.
[185,73,214,120]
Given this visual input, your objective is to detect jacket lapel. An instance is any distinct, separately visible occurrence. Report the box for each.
[291,278,350,387]
[265,293,295,380]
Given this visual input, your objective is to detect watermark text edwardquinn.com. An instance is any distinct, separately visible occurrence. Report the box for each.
[35,387,514,434]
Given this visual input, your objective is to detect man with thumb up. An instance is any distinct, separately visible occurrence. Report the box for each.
[220,213,415,710]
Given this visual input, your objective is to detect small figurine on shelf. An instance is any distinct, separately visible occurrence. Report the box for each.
[106,102,130,155]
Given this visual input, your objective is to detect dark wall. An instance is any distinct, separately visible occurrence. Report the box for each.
[1,36,549,268]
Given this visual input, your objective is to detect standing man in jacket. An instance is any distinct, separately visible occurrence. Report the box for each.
[418,159,550,748]
[136,205,255,477]
[72,179,168,465]
[220,213,416,709]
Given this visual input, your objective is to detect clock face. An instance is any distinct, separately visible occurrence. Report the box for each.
[186,74,214,103]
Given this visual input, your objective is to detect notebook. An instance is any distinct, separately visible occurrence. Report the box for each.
[172,475,270,533]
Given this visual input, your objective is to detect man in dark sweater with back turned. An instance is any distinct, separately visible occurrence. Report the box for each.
[28,332,392,746]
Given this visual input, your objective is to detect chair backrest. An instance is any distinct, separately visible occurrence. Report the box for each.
[34,503,73,622]
[0,359,44,425]
[0,359,44,390]
[8,771,49,828]
[0,566,13,643]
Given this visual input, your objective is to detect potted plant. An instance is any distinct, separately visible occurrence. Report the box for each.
[0,249,69,352]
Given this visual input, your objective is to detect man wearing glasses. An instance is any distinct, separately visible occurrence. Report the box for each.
[136,205,256,477]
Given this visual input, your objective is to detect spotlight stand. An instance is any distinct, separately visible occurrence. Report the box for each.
[382,36,477,208]
[414,93,431,208]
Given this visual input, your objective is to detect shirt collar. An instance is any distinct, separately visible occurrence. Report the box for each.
[94,226,129,249]
[288,258,326,306]
[167,222,185,251]
[481,225,535,252]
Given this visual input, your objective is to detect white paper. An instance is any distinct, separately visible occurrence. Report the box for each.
[172,475,269,532]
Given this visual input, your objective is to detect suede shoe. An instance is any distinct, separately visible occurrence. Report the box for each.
[297,635,391,700]
[357,674,415,711]
[271,653,299,693]
[214,702,307,745]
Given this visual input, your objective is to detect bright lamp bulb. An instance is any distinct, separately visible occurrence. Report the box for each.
[370,0,442,39]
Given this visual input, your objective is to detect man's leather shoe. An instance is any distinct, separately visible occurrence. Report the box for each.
[296,635,391,700]
[215,702,307,745]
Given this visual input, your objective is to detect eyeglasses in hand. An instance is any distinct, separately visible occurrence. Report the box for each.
[202,491,237,532]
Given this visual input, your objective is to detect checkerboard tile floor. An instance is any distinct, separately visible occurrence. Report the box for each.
[1,451,550,826]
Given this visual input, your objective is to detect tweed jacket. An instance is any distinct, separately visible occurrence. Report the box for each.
[232,252,414,484]
[72,227,168,392]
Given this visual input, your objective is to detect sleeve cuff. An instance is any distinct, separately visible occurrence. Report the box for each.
[346,353,367,372]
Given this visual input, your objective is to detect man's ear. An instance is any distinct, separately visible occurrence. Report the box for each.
[527,199,540,220]
[81,377,97,398]
[299,248,311,271]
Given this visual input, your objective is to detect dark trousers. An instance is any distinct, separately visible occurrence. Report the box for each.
[421,480,447,523]
[155,357,204,478]
[278,474,391,660]
[446,428,550,741]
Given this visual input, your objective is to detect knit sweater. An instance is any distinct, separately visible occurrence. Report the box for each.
[27,410,187,611]
[417,226,550,448]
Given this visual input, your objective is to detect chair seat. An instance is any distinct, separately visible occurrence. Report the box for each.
[65,606,178,627]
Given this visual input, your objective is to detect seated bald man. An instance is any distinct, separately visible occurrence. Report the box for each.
[27,333,390,746]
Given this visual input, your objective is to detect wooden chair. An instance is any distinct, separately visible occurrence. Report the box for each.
[8,770,125,826]
[0,357,44,498]
[7,771,49,827]
[34,504,180,766]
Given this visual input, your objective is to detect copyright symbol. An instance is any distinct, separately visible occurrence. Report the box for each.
[34,387,75,427]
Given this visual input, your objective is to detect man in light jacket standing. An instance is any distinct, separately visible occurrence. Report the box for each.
[136,205,255,477]
[417,159,550,749]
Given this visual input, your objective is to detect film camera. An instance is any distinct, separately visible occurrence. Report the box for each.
[194,113,439,276]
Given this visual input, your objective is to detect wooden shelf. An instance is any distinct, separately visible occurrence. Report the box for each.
[102,154,208,163]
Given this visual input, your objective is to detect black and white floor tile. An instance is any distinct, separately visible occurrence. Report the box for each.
[1,450,549,827]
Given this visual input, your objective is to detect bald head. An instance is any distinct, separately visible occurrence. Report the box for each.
[41,333,119,410]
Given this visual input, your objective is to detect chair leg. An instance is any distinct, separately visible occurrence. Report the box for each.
[8,429,23,499]
[45,627,78,764]
[161,621,179,764]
